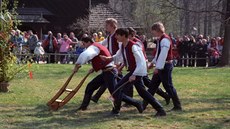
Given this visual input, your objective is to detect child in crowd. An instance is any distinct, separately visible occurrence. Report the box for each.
[34,42,45,64]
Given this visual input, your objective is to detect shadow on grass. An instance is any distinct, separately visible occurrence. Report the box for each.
[3,95,230,129]
[10,103,144,129]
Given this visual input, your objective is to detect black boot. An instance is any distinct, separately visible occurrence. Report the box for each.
[156,88,171,105]
[168,107,182,112]
[154,109,166,117]
[77,94,91,111]
[110,108,120,116]
[147,97,166,117]
[170,92,182,111]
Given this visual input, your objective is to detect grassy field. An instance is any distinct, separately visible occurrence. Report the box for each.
[0,64,230,129]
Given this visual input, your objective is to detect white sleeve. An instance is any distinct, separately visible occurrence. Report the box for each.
[112,43,124,64]
[99,37,108,47]
[75,45,100,65]
[132,45,147,76]
[155,38,170,70]
[151,42,159,64]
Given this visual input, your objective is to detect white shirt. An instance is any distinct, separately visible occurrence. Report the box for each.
[113,44,147,76]
[152,38,170,70]
[100,33,115,54]
[100,33,123,64]
[34,46,45,55]
[75,45,114,67]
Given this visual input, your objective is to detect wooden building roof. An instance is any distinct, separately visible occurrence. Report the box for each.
[89,4,140,29]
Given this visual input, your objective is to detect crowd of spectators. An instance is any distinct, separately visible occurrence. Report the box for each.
[169,34,224,66]
[9,29,224,66]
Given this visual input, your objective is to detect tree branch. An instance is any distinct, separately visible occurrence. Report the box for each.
[165,0,225,15]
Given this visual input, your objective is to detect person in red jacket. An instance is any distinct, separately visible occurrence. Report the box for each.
[74,37,142,115]
[42,31,58,63]
[101,28,166,117]
[91,18,122,103]
[126,27,170,106]
[146,22,182,111]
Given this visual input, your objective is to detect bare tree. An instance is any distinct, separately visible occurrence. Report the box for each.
[220,0,230,66]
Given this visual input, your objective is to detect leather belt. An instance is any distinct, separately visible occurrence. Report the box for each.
[102,66,115,72]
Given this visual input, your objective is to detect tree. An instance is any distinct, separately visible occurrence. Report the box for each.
[220,0,230,66]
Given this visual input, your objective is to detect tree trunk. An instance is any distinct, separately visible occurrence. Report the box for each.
[179,0,184,35]
[183,0,190,35]
[197,0,201,35]
[219,0,230,66]
[204,0,208,37]
[219,0,227,37]
[207,1,212,36]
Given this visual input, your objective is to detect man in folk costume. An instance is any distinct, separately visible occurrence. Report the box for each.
[144,22,182,111]
[75,37,142,114]
[101,28,166,117]
[91,18,122,103]
[127,27,171,106]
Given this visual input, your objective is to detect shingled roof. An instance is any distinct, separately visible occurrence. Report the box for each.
[89,4,140,29]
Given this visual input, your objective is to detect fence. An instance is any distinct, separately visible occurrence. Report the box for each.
[16,53,209,67]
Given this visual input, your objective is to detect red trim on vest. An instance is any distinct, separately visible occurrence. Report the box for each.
[158,34,173,61]
[91,43,112,72]
[122,40,137,71]
[108,34,119,55]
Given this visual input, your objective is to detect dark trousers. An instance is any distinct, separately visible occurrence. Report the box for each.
[114,72,164,112]
[122,82,133,98]
[92,74,123,101]
[148,63,181,108]
[122,75,169,101]
[143,76,169,99]
[80,69,117,108]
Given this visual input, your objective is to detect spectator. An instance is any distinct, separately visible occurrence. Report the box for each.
[178,36,190,66]
[188,35,196,66]
[176,37,183,66]
[216,37,223,55]
[69,32,79,49]
[195,39,208,66]
[92,33,98,42]
[75,41,85,55]
[208,38,220,66]
[56,33,62,63]
[34,42,45,64]
[169,33,177,45]
[22,31,29,43]
[97,32,105,42]
[140,34,148,50]
[42,31,58,63]
[59,34,78,64]
[56,33,62,50]
[27,30,39,54]
[14,30,24,46]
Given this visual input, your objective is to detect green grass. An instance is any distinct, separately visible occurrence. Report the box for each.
[0,64,230,129]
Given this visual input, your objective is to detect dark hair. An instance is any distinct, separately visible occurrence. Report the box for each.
[81,37,94,43]
[127,27,136,36]
[115,28,129,38]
